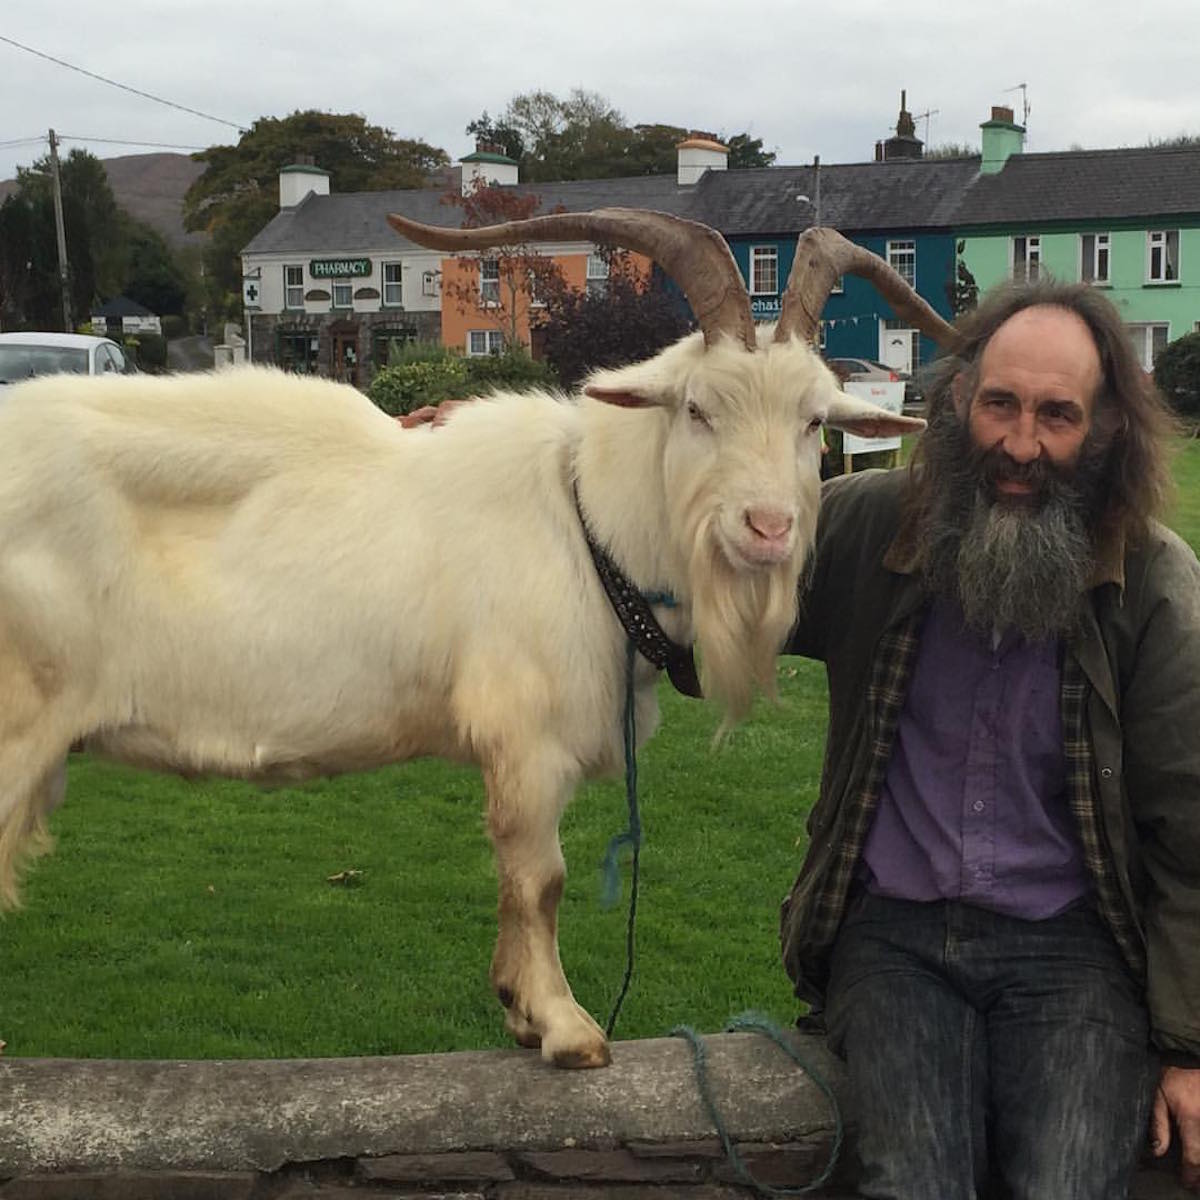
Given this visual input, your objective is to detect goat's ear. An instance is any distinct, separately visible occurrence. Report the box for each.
[582,384,659,409]
[824,391,926,438]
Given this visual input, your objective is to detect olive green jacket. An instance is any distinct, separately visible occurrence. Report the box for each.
[780,469,1200,1060]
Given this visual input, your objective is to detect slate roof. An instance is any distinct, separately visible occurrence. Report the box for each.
[242,175,704,256]
[92,295,156,317]
[692,158,981,236]
[242,142,1200,257]
[954,146,1200,226]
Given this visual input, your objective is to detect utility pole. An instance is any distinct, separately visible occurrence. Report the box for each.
[48,129,72,332]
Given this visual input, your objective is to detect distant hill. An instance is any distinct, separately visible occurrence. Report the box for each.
[0,152,206,249]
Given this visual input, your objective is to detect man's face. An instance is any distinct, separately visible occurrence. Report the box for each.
[957,305,1102,502]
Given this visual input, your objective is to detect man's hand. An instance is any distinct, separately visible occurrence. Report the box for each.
[397,399,470,429]
[1151,1065,1200,1189]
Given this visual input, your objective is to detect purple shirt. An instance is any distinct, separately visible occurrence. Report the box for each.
[860,599,1090,919]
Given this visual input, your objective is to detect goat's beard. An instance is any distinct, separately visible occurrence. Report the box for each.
[688,512,806,727]
[920,411,1103,642]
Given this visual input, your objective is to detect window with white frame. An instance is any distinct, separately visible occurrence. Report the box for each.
[750,246,778,295]
[1126,322,1170,370]
[887,240,916,287]
[421,269,441,297]
[1080,233,1110,284]
[467,329,505,356]
[1147,230,1180,283]
[331,278,353,309]
[1012,235,1041,282]
[586,253,609,297]
[284,264,304,309]
[480,257,500,306]
[382,262,403,306]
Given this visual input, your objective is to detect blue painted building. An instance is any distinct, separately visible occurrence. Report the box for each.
[698,158,975,374]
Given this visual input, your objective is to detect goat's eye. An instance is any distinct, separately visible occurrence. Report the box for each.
[807,416,823,433]
[686,400,711,428]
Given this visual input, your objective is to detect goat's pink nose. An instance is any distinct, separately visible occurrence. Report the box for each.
[745,507,794,542]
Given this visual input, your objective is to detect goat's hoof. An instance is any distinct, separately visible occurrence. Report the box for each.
[547,1039,612,1069]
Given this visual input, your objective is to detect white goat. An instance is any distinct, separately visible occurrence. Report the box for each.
[0,209,953,1068]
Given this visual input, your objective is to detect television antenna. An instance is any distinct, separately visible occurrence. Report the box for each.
[915,108,940,144]
[1003,82,1031,128]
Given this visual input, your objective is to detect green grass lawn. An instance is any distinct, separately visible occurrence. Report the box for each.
[4,441,1198,1061]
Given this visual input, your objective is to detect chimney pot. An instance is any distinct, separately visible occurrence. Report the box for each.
[991,105,1015,123]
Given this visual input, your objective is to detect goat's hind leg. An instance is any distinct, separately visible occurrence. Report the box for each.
[484,748,610,1069]
[0,739,70,911]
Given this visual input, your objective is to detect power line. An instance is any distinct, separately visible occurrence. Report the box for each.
[0,34,247,132]
[0,135,47,149]
[59,135,210,151]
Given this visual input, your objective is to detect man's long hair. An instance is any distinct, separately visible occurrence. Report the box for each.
[907,280,1177,554]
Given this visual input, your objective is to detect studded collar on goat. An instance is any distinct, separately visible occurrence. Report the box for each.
[573,483,703,700]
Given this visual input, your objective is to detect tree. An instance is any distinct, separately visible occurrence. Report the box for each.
[1154,331,1200,420]
[946,241,979,316]
[537,248,694,389]
[925,142,979,159]
[184,111,450,322]
[725,133,777,169]
[124,224,189,317]
[439,181,566,352]
[0,148,129,330]
[465,91,777,181]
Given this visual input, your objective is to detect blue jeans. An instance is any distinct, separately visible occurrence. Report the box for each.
[824,894,1158,1200]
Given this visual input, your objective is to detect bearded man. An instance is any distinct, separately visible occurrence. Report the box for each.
[781,281,1200,1198]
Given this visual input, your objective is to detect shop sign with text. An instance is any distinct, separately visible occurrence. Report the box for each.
[310,258,372,279]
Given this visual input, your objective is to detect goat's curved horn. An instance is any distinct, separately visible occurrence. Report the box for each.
[387,207,756,352]
[776,226,961,352]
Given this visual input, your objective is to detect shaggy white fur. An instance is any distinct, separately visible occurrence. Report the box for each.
[0,326,920,1067]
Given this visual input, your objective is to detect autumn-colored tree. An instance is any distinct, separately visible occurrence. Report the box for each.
[537,248,694,389]
[439,181,566,351]
[184,111,449,322]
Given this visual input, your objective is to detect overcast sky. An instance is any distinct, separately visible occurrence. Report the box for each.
[4,0,1200,185]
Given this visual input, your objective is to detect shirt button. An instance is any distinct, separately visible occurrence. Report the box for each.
[1100,767,1113,779]
[972,800,985,813]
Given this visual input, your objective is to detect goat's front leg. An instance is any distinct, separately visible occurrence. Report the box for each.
[483,747,609,1068]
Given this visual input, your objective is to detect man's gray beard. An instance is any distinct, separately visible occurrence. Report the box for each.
[921,412,1098,642]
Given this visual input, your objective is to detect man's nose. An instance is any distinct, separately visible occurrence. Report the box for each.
[1003,412,1041,463]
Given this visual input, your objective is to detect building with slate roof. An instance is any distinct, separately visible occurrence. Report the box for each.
[954,120,1200,368]
[241,99,1200,386]
[90,295,162,338]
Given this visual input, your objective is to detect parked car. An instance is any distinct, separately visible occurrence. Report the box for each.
[0,332,134,384]
[825,355,922,412]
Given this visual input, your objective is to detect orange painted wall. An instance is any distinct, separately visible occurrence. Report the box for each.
[439,251,653,353]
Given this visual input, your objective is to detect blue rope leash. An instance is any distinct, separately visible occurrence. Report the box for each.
[599,597,842,1194]
[602,591,676,1037]
[669,1012,844,1197]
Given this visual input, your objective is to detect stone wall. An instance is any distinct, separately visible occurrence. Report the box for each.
[0,1032,1187,1198]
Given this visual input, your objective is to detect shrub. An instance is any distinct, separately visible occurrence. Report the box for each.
[127,333,167,373]
[160,314,189,340]
[1154,332,1200,420]
[464,349,557,392]
[368,345,558,416]
[368,357,471,416]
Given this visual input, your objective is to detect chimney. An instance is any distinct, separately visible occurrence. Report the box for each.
[676,132,729,186]
[881,89,923,160]
[980,104,1026,174]
[278,160,331,208]
[458,145,520,195]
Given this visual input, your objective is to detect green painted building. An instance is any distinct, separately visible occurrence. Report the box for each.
[956,109,1200,367]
